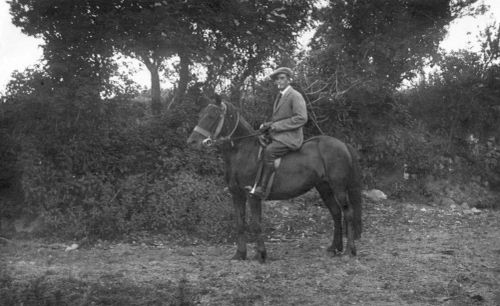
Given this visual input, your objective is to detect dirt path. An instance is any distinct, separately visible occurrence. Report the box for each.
[1,199,499,305]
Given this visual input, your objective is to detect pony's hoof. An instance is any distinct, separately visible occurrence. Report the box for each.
[253,251,267,263]
[327,246,343,256]
[347,247,357,257]
[231,250,247,260]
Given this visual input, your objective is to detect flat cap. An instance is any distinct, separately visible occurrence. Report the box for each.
[269,67,293,80]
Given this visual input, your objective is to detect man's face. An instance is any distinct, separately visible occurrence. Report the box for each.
[274,73,290,90]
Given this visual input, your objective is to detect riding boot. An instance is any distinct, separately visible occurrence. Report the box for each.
[250,161,275,199]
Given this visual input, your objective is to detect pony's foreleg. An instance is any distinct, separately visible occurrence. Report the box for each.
[248,197,267,263]
[231,192,247,260]
[335,190,356,256]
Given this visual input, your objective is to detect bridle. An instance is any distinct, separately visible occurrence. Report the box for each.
[193,102,241,147]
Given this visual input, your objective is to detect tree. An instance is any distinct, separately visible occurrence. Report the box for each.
[293,0,483,140]
[401,23,500,187]
[408,23,500,143]
[10,0,312,115]
[195,0,312,104]
[104,1,203,114]
[10,0,119,99]
[309,0,482,88]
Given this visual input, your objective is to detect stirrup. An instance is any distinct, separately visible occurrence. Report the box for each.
[247,171,275,200]
[245,184,260,196]
[249,187,266,199]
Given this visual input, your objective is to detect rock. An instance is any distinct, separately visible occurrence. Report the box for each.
[65,243,79,252]
[362,189,387,201]
[405,203,416,210]
[440,197,456,207]
[460,202,469,209]
[463,207,481,215]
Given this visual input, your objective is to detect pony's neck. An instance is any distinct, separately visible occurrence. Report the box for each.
[219,109,259,158]
[232,116,255,138]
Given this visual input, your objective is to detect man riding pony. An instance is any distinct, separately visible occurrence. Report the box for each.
[249,67,308,199]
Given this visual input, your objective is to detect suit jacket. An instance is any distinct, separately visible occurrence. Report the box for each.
[270,87,308,149]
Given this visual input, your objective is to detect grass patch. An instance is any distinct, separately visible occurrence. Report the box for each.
[0,269,197,306]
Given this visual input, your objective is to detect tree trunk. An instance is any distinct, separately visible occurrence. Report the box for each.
[169,52,190,110]
[230,54,258,107]
[230,70,252,107]
[140,54,162,116]
[204,64,218,96]
[150,66,161,115]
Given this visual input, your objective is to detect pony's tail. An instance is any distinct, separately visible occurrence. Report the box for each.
[346,144,362,240]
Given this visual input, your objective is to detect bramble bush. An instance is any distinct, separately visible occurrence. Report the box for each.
[1,67,232,240]
[20,160,232,240]
[401,47,500,200]
[10,119,231,240]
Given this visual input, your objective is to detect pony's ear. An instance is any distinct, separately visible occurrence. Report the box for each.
[214,94,222,106]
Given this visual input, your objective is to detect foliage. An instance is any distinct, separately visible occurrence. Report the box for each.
[2,0,499,245]
[1,65,231,240]
[301,0,483,141]
[9,0,313,113]
[407,54,500,141]
[9,1,117,98]
[19,159,231,239]
[309,0,482,87]
[403,24,500,188]
[270,0,489,190]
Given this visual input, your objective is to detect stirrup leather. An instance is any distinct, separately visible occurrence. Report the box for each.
[248,149,278,199]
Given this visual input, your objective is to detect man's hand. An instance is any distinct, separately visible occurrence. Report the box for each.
[259,122,273,132]
[258,134,272,146]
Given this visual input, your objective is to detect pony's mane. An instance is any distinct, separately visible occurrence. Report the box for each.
[224,101,255,132]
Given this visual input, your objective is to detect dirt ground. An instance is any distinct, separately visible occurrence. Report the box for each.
[1,196,499,305]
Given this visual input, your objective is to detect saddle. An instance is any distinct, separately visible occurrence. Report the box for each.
[249,134,311,198]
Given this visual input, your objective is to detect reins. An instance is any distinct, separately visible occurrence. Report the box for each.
[228,132,263,141]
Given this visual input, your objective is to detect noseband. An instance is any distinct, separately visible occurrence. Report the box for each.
[193,102,240,146]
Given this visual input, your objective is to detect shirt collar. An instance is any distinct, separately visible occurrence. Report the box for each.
[280,85,291,95]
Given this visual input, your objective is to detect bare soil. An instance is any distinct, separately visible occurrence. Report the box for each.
[1,197,499,305]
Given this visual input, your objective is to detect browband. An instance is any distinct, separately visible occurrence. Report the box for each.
[193,125,212,138]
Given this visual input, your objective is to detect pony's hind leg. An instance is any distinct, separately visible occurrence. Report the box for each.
[334,188,357,256]
[316,183,343,255]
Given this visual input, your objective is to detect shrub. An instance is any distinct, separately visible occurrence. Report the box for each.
[1,67,230,240]
[19,155,233,240]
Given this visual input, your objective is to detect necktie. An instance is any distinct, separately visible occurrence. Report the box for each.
[273,93,282,111]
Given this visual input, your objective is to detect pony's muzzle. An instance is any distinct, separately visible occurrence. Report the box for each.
[187,135,197,146]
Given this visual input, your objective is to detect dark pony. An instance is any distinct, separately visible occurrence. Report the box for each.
[187,97,362,262]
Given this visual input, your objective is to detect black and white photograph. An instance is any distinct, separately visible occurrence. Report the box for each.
[1,0,499,305]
